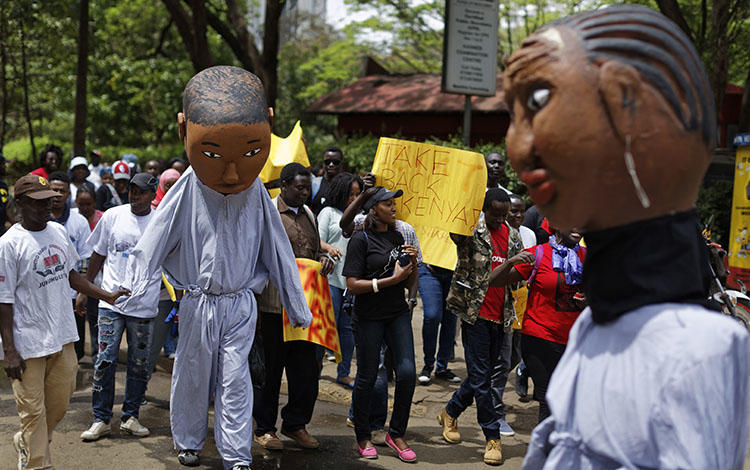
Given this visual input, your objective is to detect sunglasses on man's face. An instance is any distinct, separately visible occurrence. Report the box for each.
[324,159,341,166]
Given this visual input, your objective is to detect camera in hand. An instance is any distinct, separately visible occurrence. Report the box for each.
[398,251,412,267]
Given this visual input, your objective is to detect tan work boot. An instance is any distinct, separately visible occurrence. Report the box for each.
[281,428,320,449]
[437,408,461,443]
[484,439,502,465]
[253,432,284,450]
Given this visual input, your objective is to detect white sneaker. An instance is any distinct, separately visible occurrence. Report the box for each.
[81,421,111,441]
[120,417,150,437]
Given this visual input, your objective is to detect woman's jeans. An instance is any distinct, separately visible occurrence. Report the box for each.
[417,264,455,372]
[92,308,154,423]
[348,345,388,431]
[352,312,415,441]
[148,299,175,372]
[330,285,355,378]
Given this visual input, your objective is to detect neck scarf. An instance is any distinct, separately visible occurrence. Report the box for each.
[548,235,583,285]
[51,201,70,225]
[583,209,712,324]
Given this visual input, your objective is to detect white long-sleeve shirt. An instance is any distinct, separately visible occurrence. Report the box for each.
[524,303,750,469]
[119,167,311,327]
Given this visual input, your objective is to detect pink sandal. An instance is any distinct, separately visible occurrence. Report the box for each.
[385,433,417,463]
[357,442,378,459]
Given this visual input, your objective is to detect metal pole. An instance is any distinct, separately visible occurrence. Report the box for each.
[463,94,472,146]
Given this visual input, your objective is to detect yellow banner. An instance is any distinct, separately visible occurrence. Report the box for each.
[260,121,310,185]
[282,258,341,361]
[728,139,750,288]
[371,138,487,269]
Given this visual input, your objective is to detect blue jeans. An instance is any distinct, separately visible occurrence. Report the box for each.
[331,285,355,378]
[417,264,455,372]
[490,328,513,421]
[446,318,505,440]
[348,346,388,431]
[352,312,415,441]
[92,308,154,423]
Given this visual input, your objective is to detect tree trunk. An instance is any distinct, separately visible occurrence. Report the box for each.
[738,66,750,133]
[19,21,35,161]
[262,0,286,108]
[161,0,213,72]
[707,0,731,118]
[73,0,89,156]
[0,2,7,149]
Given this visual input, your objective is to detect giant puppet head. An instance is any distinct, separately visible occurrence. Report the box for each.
[503,5,715,232]
[178,66,273,194]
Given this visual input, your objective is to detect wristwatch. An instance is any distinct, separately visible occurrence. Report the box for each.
[408,298,418,307]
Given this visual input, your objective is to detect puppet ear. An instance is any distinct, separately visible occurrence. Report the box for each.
[268,107,274,128]
[177,112,187,142]
[598,61,641,142]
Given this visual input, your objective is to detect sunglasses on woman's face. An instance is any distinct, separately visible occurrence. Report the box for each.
[324,159,341,166]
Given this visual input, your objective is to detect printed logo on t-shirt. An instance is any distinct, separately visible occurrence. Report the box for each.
[115,241,135,253]
[0,187,7,204]
[32,244,68,287]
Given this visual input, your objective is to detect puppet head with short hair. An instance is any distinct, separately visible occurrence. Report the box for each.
[178,65,273,194]
[503,5,714,232]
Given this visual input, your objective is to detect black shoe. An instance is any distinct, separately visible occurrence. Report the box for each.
[418,366,431,385]
[435,369,462,383]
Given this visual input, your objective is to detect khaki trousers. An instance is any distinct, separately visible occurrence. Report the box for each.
[11,342,77,470]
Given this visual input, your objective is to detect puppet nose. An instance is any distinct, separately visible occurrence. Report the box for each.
[222,162,240,185]
[506,120,534,169]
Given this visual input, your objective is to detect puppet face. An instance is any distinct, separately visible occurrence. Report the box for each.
[183,119,271,194]
[505,29,618,232]
[504,25,709,232]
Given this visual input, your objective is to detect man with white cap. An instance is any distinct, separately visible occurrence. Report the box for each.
[69,156,95,207]
[0,174,128,470]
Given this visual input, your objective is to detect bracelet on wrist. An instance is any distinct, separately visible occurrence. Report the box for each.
[372,278,379,293]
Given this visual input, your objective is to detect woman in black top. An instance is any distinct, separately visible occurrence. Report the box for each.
[343,187,419,462]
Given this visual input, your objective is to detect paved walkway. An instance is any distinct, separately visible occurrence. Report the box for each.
[0,305,561,468]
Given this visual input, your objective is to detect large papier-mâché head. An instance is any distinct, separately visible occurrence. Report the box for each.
[504,5,715,232]
[178,66,273,194]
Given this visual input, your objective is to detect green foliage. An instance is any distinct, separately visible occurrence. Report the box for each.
[697,180,733,245]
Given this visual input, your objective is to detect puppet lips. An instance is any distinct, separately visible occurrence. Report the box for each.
[520,168,556,206]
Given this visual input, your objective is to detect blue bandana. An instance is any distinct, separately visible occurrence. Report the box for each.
[548,235,583,285]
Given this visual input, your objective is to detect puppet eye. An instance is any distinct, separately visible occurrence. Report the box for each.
[527,88,550,113]
[202,151,223,159]
[243,148,262,157]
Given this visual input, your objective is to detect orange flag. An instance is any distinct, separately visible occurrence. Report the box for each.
[282,258,341,362]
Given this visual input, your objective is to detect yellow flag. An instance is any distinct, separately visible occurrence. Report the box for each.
[260,121,310,185]
[282,259,341,361]
[371,138,487,269]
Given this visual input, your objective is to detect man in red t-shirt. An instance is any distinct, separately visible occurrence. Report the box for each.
[437,189,533,464]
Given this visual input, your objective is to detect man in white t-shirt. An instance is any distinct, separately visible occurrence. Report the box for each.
[76,173,161,442]
[0,174,128,470]
[49,171,94,361]
[87,150,104,188]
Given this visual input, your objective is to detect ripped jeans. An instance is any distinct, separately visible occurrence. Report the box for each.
[92,308,154,423]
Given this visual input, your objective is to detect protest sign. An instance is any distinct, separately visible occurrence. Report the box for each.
[282,258,340,361]
[261,121,310,198]
[728,134,750,289]
[371,138,486,269]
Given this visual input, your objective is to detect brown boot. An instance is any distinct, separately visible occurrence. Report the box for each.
[484,439,502,465]
[437,408,461,443]
[281,428,320,449]
[253,432,284,450]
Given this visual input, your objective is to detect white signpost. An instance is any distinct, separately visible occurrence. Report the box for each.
[441,0,499,144]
